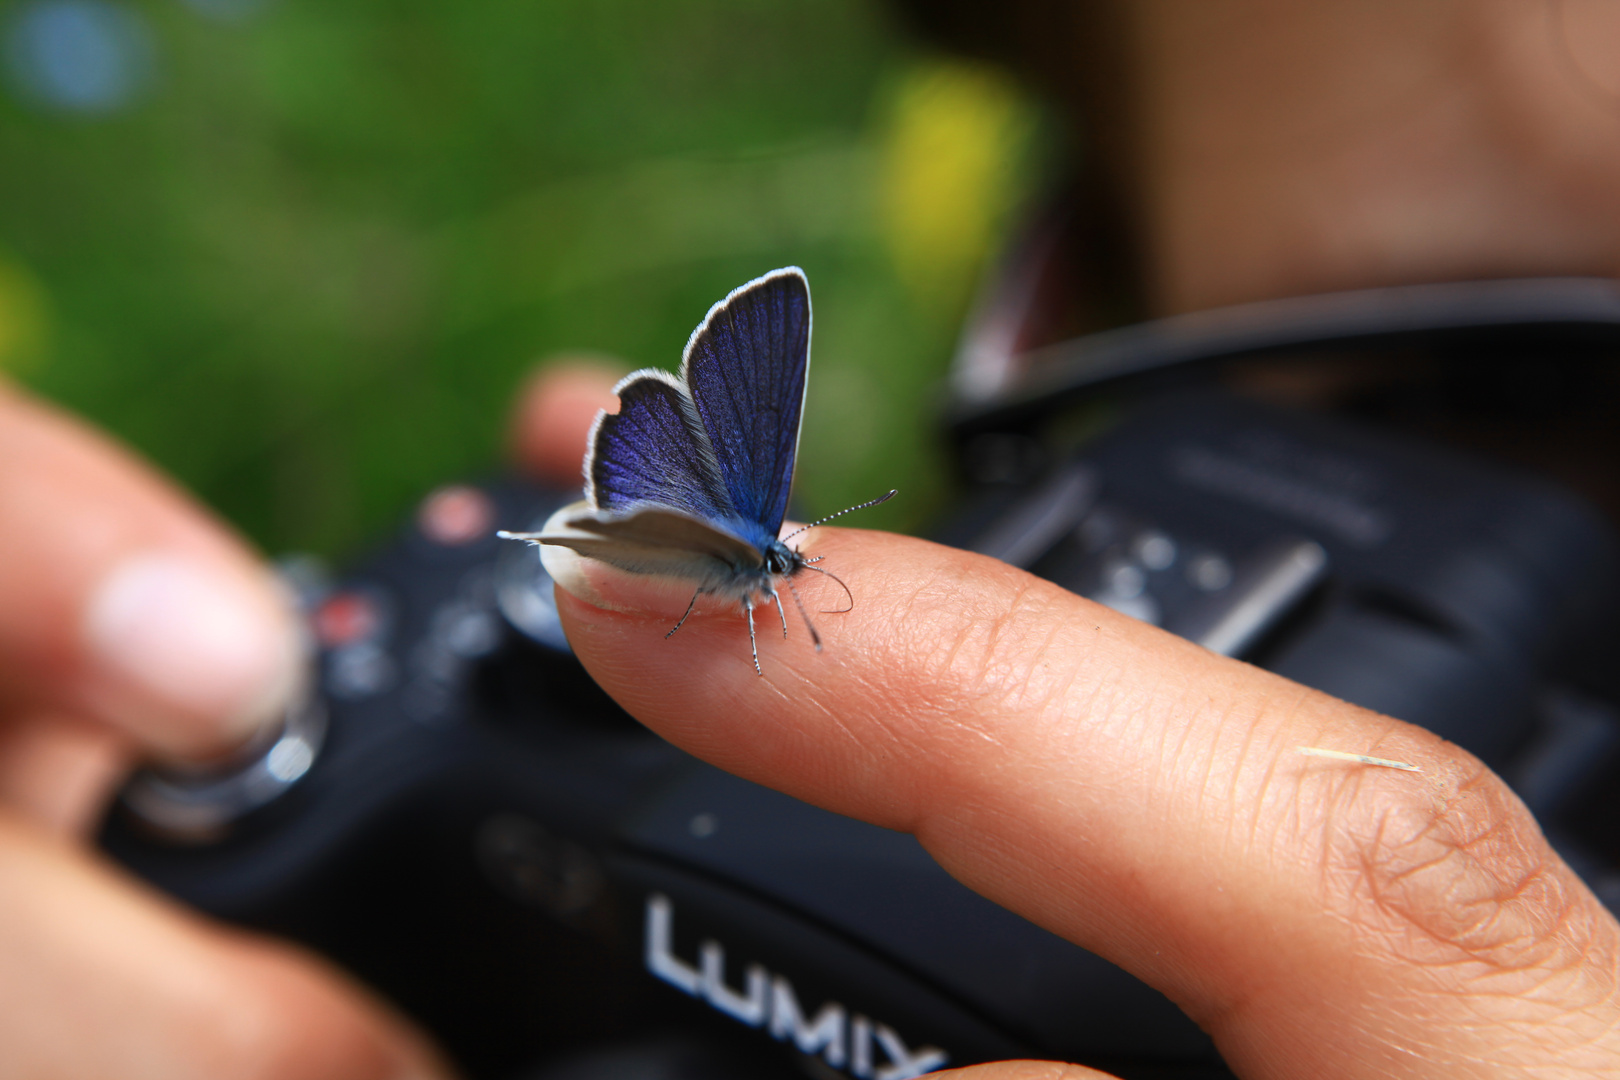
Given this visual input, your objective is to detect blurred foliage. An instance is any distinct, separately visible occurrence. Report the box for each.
[0,0,1037,557]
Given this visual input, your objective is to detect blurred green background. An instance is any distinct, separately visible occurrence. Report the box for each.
[0,0,1037,558]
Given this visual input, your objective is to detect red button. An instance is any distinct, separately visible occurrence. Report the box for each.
[315,591,381,647]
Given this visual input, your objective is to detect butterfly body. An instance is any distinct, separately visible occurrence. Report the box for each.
[503,267,832,674]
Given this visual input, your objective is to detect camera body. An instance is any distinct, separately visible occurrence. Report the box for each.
[102,279,1620,1080]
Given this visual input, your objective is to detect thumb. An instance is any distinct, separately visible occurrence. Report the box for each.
[930,1063,1115,1080]
[0,386,302,761]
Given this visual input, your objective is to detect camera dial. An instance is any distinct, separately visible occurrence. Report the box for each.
[120,684,327,841]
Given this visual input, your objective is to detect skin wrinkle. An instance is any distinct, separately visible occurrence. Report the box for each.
[785,571,944,807]
[914,568,1036,750]
[1045,628,1130,748]
[1237,735,1293,879]
[1023,605,1114,731]
[976,580,1045,706]
[1151,701,1203,847]
[939,580,1023,701]
[1177,673,1281,871]
[1262,693,1353,837]
[1216,691,1270,856]
[1266,703,1380,878]
[876,565,1045,752]
[795,677,872,765]
[886,569,972,684]
[981,621,1071,739]
[1294,745,1618,1067]
[1026,677,1097,775]
[1376,778,1565,965]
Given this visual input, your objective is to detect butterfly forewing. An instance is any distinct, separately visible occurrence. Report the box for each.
[588,372,738,525]
[683,267,810,548]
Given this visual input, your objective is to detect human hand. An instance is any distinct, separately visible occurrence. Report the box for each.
[516,363,1620,1080]
[0,383,451,1080]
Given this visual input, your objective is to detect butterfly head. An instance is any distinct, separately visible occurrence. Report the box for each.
[761,538,805,579]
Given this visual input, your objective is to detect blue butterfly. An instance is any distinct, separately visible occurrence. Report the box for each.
[502,267,893,674]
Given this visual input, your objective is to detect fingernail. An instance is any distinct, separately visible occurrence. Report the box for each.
[84,552,301,755]
[538,501,619,609]
[538,502,710,617]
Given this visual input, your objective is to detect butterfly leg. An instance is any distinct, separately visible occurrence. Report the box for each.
[667,587,704,639]
[770,588,789,639]
[743,596,762,676]
[784,576,822,651]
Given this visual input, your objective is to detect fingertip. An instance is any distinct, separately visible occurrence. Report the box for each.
[508,357,625,486]
[81,550,306,760]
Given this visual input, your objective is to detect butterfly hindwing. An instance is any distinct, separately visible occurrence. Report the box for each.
[543,505,765,587]
[587,370,737,525]
[682,267,810,549]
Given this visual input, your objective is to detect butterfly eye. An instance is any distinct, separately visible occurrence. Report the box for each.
[763,546,792,576]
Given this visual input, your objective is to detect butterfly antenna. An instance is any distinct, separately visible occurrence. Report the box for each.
[666,587,703,639]
[781,489,897,543]
[784,576,822,651]
[799,563,855,614]
[743,597,763,676]
[770,589,789,639]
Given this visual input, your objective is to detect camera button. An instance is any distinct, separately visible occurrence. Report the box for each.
[1133,531,1177,570]
[1187,553,1234,592]
[314,590,385,647]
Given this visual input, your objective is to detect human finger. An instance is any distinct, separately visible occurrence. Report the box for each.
[547,529,1620,1078]
[0,385,302,760]
[507,359,625,487]
[0,811,452,1080]
[0,711,131,837]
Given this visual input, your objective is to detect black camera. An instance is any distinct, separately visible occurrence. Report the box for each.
[101,268,1620,1080]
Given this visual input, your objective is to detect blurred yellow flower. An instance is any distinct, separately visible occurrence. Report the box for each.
[879,62,1036,313]
[0,253,49,373]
